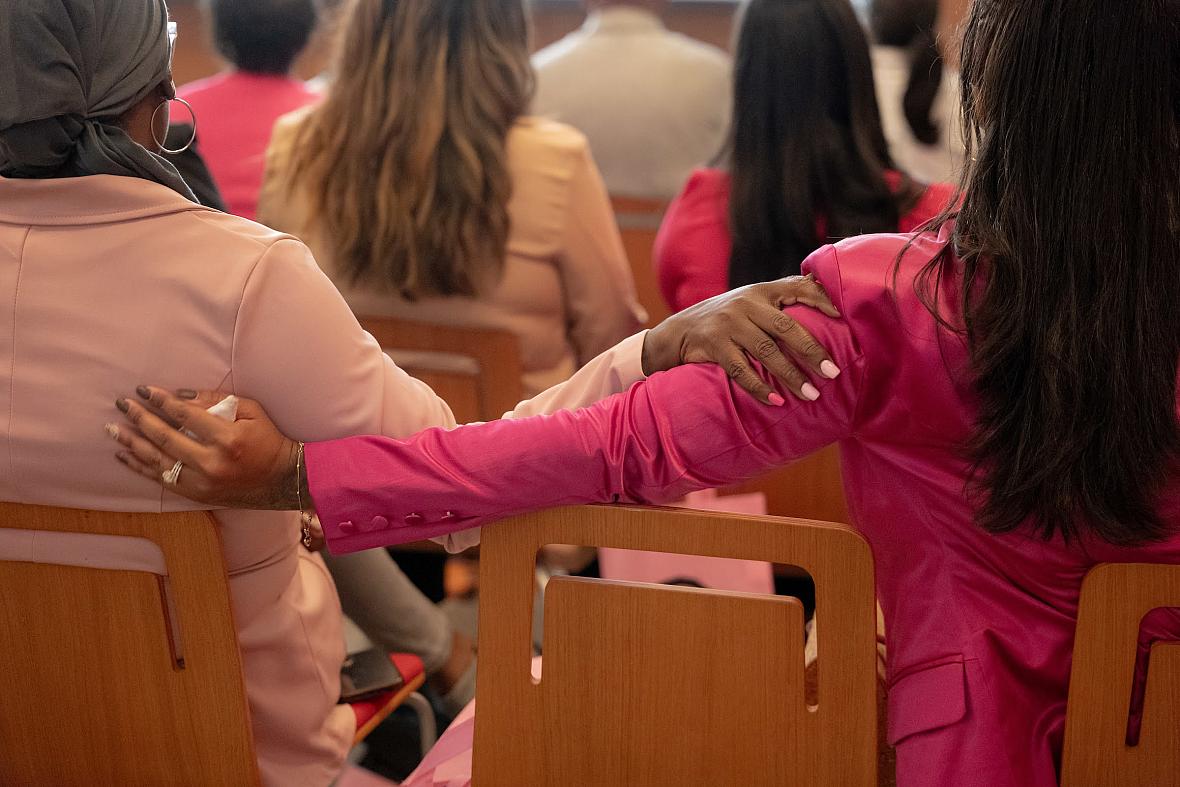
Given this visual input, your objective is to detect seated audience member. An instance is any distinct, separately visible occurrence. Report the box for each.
[325,547,478,717]
[653,0,957,314]
[868,0,965,184]
[119,1,1180,785]
[259,0,646,397]
[532,0,731,199]
[0,1,835,783]
[178,0,320,219]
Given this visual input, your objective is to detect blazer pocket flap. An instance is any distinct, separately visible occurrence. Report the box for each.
[887,660,967,746]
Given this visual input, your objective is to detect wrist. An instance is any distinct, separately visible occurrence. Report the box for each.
[641,324,678,376]
[277,439,307,512]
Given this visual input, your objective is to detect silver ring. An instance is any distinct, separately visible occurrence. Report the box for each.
[162,460,184,486]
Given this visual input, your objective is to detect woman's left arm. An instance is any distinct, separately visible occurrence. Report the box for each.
[309,251,863,553]
[310,342,862,554]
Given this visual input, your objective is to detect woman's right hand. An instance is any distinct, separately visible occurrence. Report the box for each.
[641,274,842,405]
[108,387,303,510]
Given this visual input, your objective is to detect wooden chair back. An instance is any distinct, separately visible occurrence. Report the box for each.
[0,503,259,786]
[473,504,879,786]
[359,316,524,423]
[612,196,672,329]
[1061,562,1180,786]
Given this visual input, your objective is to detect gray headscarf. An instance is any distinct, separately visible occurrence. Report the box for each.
[0,0,195,199]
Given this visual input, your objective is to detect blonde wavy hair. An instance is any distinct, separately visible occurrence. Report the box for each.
[286,0,533,298]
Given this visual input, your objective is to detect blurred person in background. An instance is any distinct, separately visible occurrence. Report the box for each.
[257,1,645,751]
[178,0,320,219]
[653,0,956,313]
[868,0,964,184]
[260,0,646,398]
[532,0,731,199]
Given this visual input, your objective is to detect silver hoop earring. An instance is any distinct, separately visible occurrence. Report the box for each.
[150,97,198,155]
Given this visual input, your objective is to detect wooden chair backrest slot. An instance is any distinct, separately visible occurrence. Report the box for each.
[358,315,524,423]
[473,504,878,786]
[0,503,259,786]
[1061,562,1180,786]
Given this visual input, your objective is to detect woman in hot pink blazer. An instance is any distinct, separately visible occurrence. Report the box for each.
[113,1,1180,784]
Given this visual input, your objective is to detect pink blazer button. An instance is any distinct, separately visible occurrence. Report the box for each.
[403,513,424,526]
[441,511,458,521]
[337,521,356,534]
[371,516,390,530]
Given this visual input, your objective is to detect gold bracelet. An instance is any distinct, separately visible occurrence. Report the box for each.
[296,442,313,550]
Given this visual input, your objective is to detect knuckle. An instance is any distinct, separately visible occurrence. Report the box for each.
[206,458,230,482]
[725,358,748,380]
[772,313,793,334]
[754,338,778,360]
[782,319,805,339]
[804,342,825,360]
[224,434,247,461]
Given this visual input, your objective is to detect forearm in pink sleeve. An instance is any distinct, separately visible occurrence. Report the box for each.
[310,346,864,555]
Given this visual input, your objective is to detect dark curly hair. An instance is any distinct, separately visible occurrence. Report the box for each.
[207,0,319,75]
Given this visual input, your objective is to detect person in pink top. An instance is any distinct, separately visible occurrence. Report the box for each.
[654,0,957,313]
[114,0,1179,783]
[177,0,321,219]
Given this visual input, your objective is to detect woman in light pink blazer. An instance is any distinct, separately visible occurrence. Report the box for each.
[114,1,1180,784]
[0,1,836,783]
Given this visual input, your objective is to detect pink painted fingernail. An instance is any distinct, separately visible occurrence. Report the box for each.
[104,423,120,439]
[820,360,841,379]
[768,393,786,407]
[801,383,821,401]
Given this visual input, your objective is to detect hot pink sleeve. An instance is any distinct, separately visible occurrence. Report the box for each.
[311,246,864,555]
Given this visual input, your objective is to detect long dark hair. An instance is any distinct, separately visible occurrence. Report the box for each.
[919,0,1180,544]
[724,0,918,288]
[869,0,943,145]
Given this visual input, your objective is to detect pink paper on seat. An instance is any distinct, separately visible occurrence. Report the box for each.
[598,489,774,594]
